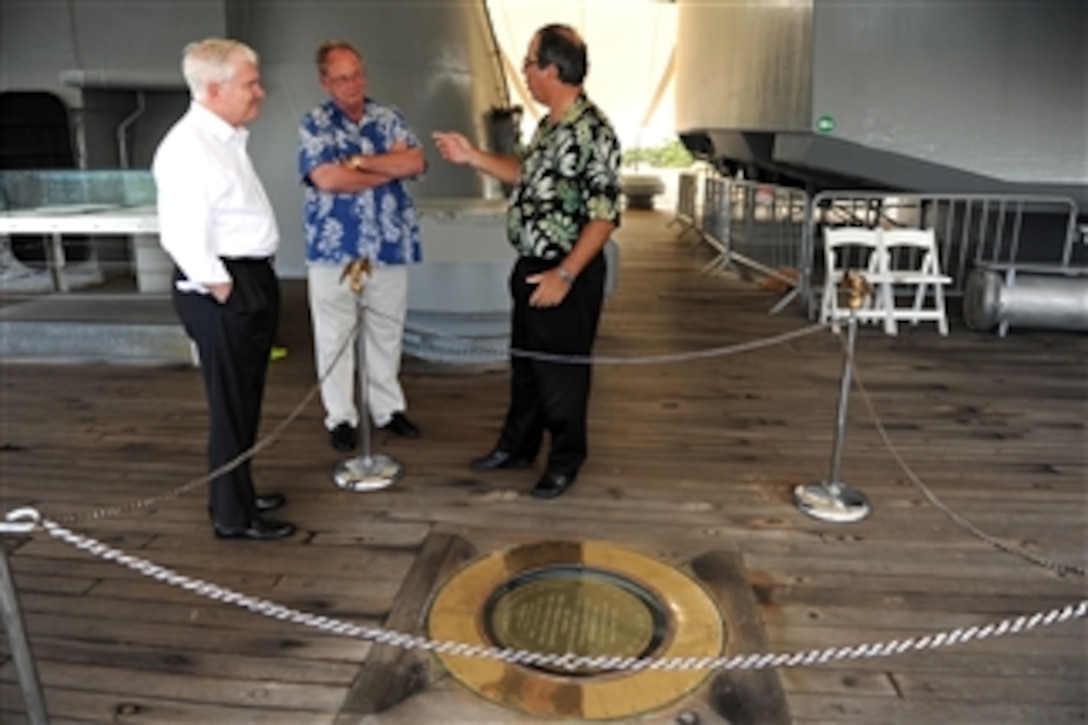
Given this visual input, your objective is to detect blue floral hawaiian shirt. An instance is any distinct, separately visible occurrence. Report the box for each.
[298,98,423,266]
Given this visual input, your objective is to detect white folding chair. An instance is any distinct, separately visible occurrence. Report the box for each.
[819,227,891,334]
[874,228,952,335]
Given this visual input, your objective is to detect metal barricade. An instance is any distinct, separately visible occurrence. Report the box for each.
[699,175,731,271]
[672,172,699,232]
[694,174,809,313]
[726,180,808,310]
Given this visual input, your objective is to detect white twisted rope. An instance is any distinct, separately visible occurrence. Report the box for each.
[10,510,1085,674]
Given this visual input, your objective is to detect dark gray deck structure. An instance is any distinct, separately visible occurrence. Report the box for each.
[675,1,1088,208]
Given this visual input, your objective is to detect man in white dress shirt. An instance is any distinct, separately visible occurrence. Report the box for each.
[153,38,294,540]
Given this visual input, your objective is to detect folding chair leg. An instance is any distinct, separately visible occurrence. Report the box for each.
[935,286,949,336]
[880,282,898,335]
[820,284,842,333]
[910,283,928,328]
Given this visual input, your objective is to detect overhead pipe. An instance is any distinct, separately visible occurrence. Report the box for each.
[116,91,146,170]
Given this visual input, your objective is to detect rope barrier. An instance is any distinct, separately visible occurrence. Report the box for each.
[47,309,366,526]
[4,508,1084,674]
[850,359,1086,579]
[45,313,823,526]
[400,311,827,365]
[18,311,1086,577]
[2,305,1083,684]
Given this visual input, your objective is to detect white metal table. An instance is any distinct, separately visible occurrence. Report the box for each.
[0,204,160,292]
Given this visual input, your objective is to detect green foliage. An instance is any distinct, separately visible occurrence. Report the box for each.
[622,139,694,169]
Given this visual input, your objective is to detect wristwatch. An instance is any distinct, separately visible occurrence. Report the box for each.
[556,265,575,284]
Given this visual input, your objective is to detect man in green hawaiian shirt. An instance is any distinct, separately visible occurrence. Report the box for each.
[434,23,621,500]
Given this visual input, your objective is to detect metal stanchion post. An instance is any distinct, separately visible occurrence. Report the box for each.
[0,544,49,724]
[794,271,872,523]
[333,263,403,492]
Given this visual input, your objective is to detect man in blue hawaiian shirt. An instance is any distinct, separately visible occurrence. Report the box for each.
[299,41,425,451]
[434,24,622,499]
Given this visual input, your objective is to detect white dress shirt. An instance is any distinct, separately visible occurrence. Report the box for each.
[152,101,278,292]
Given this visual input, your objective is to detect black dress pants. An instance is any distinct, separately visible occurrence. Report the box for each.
[496,253,606,475]
[173,258,280,528]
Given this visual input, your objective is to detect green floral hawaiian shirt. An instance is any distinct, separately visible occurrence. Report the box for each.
[507,94,621,259]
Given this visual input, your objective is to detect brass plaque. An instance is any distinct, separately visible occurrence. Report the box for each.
[486,567,663,674]
[428,540,725,720]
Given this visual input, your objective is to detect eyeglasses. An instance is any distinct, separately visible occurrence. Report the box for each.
[521,56,540,70]
[326,71,363,86]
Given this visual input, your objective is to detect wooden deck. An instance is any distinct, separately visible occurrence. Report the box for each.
[1,209,1085,723]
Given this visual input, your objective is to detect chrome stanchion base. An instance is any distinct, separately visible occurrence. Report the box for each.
[794,481,871,523]
[333,454,402,492]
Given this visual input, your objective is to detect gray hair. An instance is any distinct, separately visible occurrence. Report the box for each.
[182,38,258,101]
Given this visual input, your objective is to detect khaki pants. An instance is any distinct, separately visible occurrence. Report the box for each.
[307,263,408,430]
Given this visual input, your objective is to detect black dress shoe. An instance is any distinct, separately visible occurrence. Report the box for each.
[381,412,420,439]
[214,517,296,540]
[531,471,577,500]
[330,422,358,451]
[470,449,533,471]
[255,492,286,512]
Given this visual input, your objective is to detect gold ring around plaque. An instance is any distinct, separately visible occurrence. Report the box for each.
[427,540,725,720]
